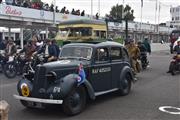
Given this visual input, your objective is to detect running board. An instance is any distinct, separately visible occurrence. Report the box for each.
[95,88,119,96]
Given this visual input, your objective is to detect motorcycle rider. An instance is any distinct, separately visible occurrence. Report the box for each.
[126,39,141,77]
[18,39,37,73]
[19,39,37,60]
[143,37,151,55]
[174,40,180,54]
[167,40,180,74]
[137,41,149,67]
[5,39,17,60]
[36,39,58,62]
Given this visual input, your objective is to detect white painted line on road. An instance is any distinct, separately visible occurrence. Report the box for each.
[0,82,17,88]
[159,106,180,115]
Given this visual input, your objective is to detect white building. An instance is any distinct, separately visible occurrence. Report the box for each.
[170,6,180,27]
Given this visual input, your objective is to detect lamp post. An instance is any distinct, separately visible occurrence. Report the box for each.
[98,0,100,16]
[53,0,56,25]
[91,0,93,19]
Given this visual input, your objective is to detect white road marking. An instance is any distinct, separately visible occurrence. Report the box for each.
[159,106,180,115]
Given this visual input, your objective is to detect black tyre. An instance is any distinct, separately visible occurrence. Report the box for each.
[4,63,17,78]
[119,74,132,96]
[169,62,176,75]
[62,86,86,116]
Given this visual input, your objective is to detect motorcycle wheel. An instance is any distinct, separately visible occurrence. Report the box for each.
[4,62,17,78]
[169,62,176,75]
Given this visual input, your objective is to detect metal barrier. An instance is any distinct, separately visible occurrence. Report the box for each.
[0,100,10,120]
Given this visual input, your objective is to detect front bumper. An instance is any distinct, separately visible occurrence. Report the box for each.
[13,94,63,104]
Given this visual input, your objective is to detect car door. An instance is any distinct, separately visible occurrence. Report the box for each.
[90,47,112,92]
[110,47,124,88]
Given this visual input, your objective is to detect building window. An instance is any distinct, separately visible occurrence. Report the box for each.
[176,8,179,12]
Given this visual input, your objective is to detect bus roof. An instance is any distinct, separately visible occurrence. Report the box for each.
[59,19,106,25]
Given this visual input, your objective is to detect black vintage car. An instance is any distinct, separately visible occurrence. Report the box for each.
[14,41,135,115]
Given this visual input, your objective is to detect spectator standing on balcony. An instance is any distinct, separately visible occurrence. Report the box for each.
[71,8,75,15]
[65,10,69,14]
[75,9,80,16]
[55,6,59,12]
[43,3,49,11]
[50,3,54,12]
[60,6,66,13]
[5,0,14,5]
[15,0,21,6]
[81,10,85,16]
[23,0,30,8]
[96,13,99,19]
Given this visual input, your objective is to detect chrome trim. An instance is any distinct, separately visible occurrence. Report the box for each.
[13,95,63,104]
[95,88,119,96]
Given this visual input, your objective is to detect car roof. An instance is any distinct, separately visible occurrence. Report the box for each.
[62,41,124,48]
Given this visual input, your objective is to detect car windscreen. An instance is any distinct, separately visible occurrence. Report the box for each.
[60,46,93,60]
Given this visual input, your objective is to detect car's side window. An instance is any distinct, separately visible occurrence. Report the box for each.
[95,47,109,63]
[122,48,129,61]
[110,47,122,61]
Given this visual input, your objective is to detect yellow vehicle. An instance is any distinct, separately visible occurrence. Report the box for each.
[56,19,107,41]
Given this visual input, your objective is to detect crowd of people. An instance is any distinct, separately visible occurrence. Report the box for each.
[0,36,60,70]
[1,0,87,17]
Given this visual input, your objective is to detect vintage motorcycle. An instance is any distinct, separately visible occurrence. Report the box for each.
[3,54,25,78]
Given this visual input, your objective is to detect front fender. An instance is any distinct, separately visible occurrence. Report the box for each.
[46,74,78,99]
[119,66,134,88]
[46,74,95,100]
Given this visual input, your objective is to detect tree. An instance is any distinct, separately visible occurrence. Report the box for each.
[109,4,135,21]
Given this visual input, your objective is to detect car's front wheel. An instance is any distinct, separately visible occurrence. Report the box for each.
[119,74,132,96]
[62,86,86,116]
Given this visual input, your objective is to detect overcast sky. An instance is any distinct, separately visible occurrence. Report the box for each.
[42,0,180,24]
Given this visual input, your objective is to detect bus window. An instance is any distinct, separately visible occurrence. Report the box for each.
[101,31,106,38]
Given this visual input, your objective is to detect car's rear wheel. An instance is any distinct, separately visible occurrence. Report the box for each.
[62,86,86,116]
[119,74,132,96]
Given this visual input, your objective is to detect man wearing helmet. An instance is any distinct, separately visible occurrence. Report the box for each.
[126,39,141,75]
[174,40,180,54]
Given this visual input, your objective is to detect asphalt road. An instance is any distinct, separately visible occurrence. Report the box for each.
[0,50,180,120]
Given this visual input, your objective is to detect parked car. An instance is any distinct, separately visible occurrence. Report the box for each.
[14,41,135,115]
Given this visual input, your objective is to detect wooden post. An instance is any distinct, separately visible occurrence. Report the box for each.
[0,101,10,120]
